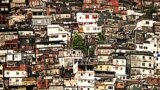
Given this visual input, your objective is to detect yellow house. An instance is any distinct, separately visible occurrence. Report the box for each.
[96,64,113,71]
[96,85,106,90]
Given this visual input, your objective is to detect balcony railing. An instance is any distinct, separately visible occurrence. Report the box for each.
[9,82,22,86]
[78,61,94,65]
[94,61,112,65]
[9,81,36,86]
[49,81,63,85]
[95,73,115,77]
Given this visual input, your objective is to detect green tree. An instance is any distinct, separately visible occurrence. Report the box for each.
[73,33,87,53]
[145,7,157,19]
[97,32,106,44]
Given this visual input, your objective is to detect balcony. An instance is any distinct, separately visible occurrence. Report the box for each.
[95,73,115,77]
[94,61,113,65]
[95,71,115,78]
[9,82,23,86]
[78,61,94,65]
[131,70,141,75]
[9,81,36,86]
[50,80,64,86]
[22,81,36,86]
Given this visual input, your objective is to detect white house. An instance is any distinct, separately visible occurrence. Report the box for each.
[76,13,102,34]
[82,25,102,34]
[9,78,23,86]
[6,53,22,61]
[58,49,83,67]
[127,10,144,16]
[47,25,70,44]
[4,71,28,78]
[135,20,156,30]
[75,71,95,90]
[136,34,160,57]
[112,57,127,80]
[0,50,14,62]
[129,51,155,78]
[64,80,77,90]
[76,13,99,23]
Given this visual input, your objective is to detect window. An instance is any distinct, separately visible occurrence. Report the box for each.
[142,63,145,66]
[154,44,157,47]
[143,70,145,72]
[142,56,145,59]
[156,58,158,60]
[62,35,66,38]
[153,51,155,53]
[100,66,102,68]
[5,8,8,11]
[38,12,42,15]
[16,79,19,82]
[139,46,143,49]
[93,27,96,30]
[149,70,152,73]
[149,57,152,59]
[108,86,113,89]
[92,15,97,19]
[81,73,83,76]
[116,60,118,63]
[15,55,18,58]
[6,72,9,75]
[85,15,89,19]
[146,21,149,24]
[87,27,90,30]
[89,73,91,76]
[33,12,37,15]
[121,68,123,70]
[16,72,19,75]
[73,51,75,54]
[144,47,148,49]
[0,8,4,11]
[149,63,152,67]
[88,80,90,83]
[0,84,3,87]
[58,28,63,31]
[51,35,58,38]
[88,88,90,90]
[0,70,2,75]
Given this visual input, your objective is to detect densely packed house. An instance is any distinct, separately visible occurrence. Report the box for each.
[1,0,160,90]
